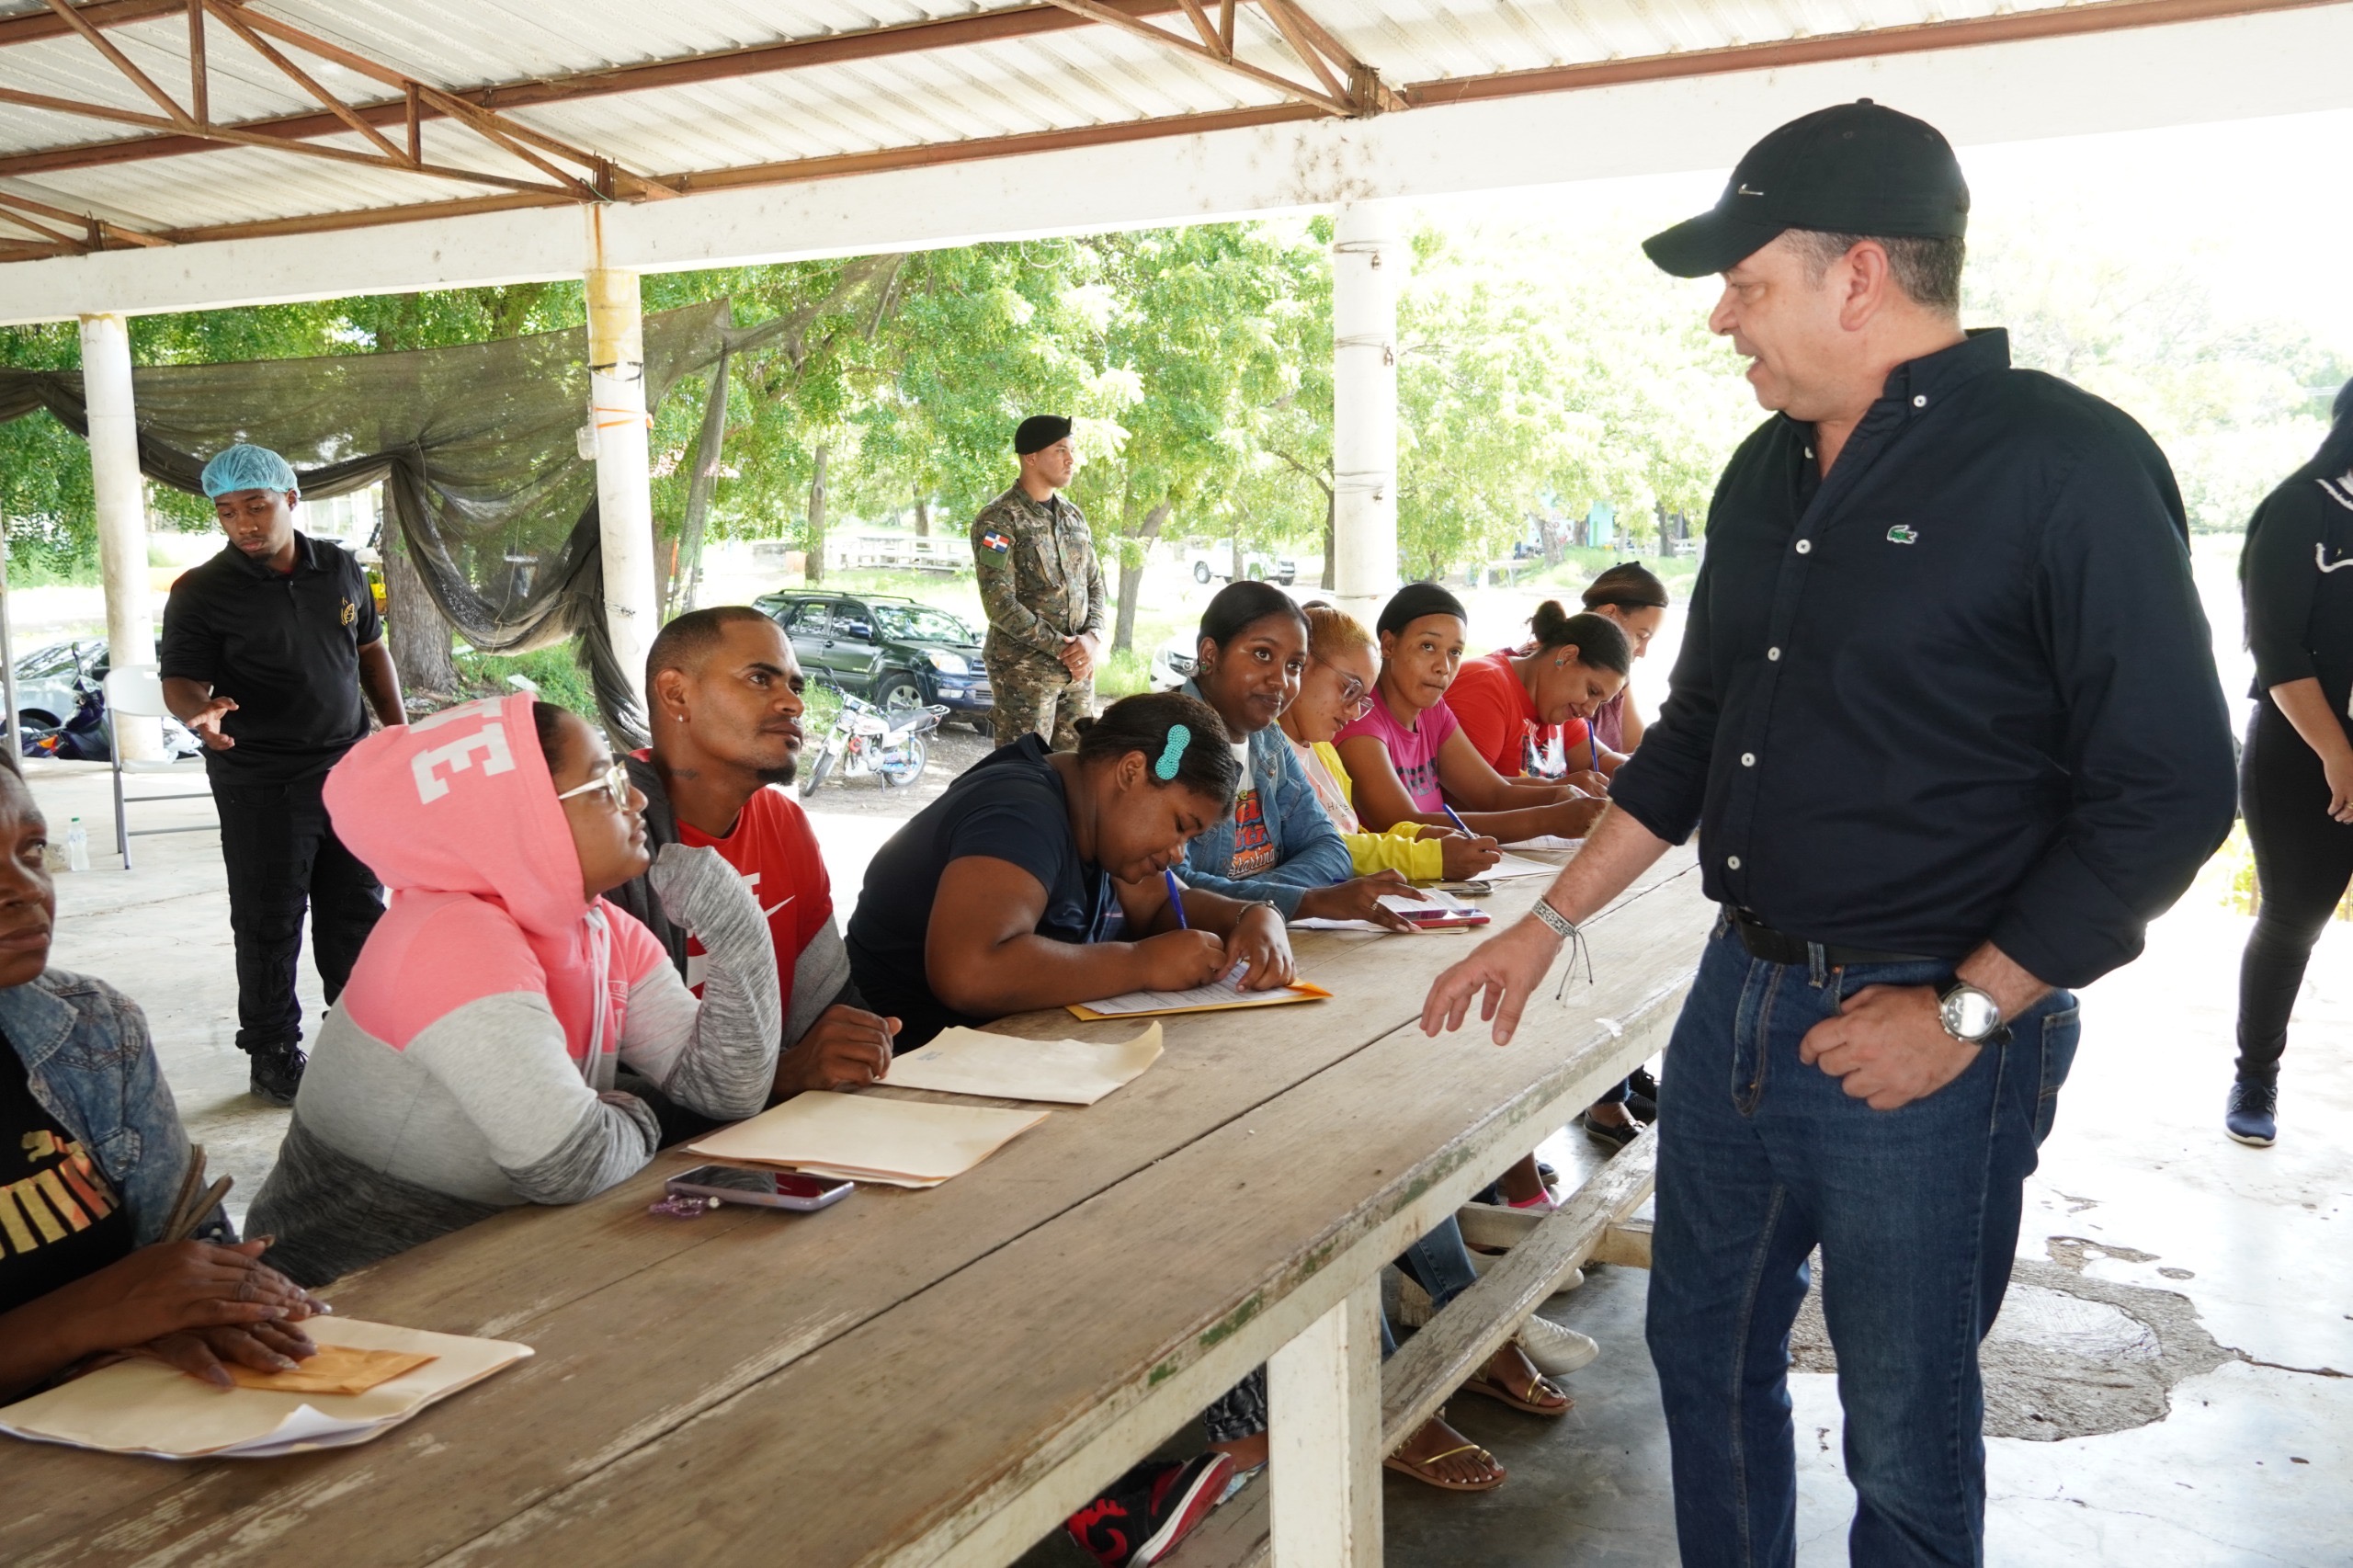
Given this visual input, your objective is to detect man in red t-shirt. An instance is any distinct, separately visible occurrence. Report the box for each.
[608,608,897,1114]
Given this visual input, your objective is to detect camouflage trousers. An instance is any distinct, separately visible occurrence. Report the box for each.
[985,646,1094,752]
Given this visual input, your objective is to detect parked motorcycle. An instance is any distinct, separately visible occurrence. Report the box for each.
[17,676,204,763]
[798,692,946,796]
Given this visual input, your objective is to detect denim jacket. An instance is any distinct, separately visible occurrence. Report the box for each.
[2,968,223,1249]
[1176,680,1355,917]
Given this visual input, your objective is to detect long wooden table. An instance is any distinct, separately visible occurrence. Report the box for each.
[9,848,1710,1568]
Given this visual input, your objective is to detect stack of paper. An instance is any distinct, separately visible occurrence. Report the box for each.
[688,1089,1048,1188]
[0,1318,531,1460]
[1069,976,1332,1021]
[1505,835,1584,851]
[885,1023,1164,1105]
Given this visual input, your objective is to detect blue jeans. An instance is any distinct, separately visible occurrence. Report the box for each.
[1646,922,2079,1567]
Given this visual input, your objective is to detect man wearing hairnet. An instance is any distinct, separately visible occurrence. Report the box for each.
[161,445,405,1104]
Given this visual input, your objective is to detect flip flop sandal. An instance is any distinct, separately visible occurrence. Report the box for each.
[1463,1368,1573,1417]
[1382,1441,1506,1493]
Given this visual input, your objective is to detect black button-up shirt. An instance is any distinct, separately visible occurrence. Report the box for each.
[1609,330,2236,989]
[160,531,383,785]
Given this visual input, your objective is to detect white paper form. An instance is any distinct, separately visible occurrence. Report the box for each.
[1293,889,1487,932]
[688,1089,1048,1186]
[1069,974,1331,1020]
[0,1318,532,1460]
[885,1023,1164,1105]
[1503,835,1585,851]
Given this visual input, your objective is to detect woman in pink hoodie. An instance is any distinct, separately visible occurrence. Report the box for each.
[248,695,779,1286]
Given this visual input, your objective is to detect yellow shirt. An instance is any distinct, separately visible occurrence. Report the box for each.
[1291,737,1444,881]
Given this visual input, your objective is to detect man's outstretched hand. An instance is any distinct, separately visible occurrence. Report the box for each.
[186,695,238,750]
[1420,918,1562,1046]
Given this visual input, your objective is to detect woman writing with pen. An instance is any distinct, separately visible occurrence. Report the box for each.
[1172,583,1443,931]
[844,691,1297,1052]
[1445,599,1632,786]
[1336,585,1612,844]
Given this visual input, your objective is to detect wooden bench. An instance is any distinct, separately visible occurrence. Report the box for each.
[7,849,1709,1568]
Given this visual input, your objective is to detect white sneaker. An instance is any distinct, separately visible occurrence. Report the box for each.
[1517,1316,1600,1377]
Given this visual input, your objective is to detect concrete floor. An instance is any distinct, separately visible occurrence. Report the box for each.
[20,759,2352,1565]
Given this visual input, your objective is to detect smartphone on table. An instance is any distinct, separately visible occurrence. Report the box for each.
[666,1165,853,1211]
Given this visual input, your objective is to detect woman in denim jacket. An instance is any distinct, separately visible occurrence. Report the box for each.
[0,761,324,1400]
[1176,582,1427,930]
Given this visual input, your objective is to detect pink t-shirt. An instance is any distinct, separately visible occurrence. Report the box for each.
[1335,697,1461,813]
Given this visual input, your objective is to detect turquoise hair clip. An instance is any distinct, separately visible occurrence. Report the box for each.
[1154,724,1190,780]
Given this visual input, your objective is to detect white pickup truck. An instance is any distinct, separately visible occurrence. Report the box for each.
[1182,543,1296,585]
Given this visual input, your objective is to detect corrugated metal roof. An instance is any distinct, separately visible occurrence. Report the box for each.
[0,0,2211,251]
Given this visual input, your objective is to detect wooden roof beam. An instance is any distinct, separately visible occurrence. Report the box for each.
[0,80,576,196]
[1031,0,1350,112]
[40,0,194,125]
[0,0,1193,178]
[0,2,180,49]
[206,2,677,199]
[198,0,404,161]
[0,183,171,244]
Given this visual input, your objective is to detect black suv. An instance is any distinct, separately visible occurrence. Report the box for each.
[755,590,995,731]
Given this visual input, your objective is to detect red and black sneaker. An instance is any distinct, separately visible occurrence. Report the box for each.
[1063,1452,1235,1566]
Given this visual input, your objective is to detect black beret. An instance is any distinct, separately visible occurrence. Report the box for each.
[1015,415,1074,455]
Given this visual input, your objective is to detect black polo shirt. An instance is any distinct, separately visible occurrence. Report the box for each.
[1609,330,2237,990]
[160,532,383,785]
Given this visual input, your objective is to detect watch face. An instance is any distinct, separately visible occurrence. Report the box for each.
[1942,986,2001,1041]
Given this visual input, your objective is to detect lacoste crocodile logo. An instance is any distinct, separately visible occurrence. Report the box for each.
[1886,525,1919,545]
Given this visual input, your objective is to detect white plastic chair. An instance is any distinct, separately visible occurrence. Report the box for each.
[103,665,214,870]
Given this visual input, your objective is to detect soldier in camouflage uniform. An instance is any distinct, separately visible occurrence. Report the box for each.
[972,415,1107,751]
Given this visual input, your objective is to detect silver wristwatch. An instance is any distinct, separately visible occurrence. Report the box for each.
[1937,982,2006,1045]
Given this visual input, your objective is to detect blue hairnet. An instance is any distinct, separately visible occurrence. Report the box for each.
[199,444,299,498]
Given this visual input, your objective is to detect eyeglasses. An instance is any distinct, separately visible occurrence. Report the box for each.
[1334,676,1372,718]
[555,760,631,811]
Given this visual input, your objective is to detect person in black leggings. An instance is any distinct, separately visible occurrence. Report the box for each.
[2228,377,2353,1146]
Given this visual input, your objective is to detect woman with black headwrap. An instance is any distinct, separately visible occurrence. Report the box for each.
[2225,379,2353,1148]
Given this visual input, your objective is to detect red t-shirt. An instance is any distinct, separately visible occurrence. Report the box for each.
[673,784,833,1021]
[1445,652,1589,778]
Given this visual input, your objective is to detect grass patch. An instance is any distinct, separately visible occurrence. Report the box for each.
[451,645,599,720]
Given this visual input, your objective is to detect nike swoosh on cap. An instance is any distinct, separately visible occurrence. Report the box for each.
[1737,184,1766,197]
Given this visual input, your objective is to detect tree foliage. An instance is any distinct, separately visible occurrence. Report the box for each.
[4,193,2338,608]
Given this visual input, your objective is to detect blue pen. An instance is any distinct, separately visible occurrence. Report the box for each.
[1440,801,1474,837]
[1163,867,1189,929]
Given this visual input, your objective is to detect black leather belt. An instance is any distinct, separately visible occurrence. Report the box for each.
[1726,907,1938,969]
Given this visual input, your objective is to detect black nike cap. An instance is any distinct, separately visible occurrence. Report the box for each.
[1642,100,1969,278]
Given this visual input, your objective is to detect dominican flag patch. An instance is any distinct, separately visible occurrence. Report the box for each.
[980,530,1012,553]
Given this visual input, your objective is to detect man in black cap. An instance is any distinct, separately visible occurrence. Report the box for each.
[1421,101,2234,1562]
[971,415,1105,750]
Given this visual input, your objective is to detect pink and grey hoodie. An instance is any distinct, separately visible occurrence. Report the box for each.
[249,694,779,1286]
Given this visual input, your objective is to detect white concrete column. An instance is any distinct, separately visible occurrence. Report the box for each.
[77,312,162,761]
[1330,200,1401,630]
[585,264,657,719]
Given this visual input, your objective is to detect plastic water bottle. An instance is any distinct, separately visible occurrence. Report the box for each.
[64,817,89,872]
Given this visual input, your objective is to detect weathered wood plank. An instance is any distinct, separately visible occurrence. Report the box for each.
[10,852,1689,1565]
[396,859,1709,1568]
[1267,1278,1382,1567]
[1379,1132,1659,1451]
[1591,1217,1654,1269]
